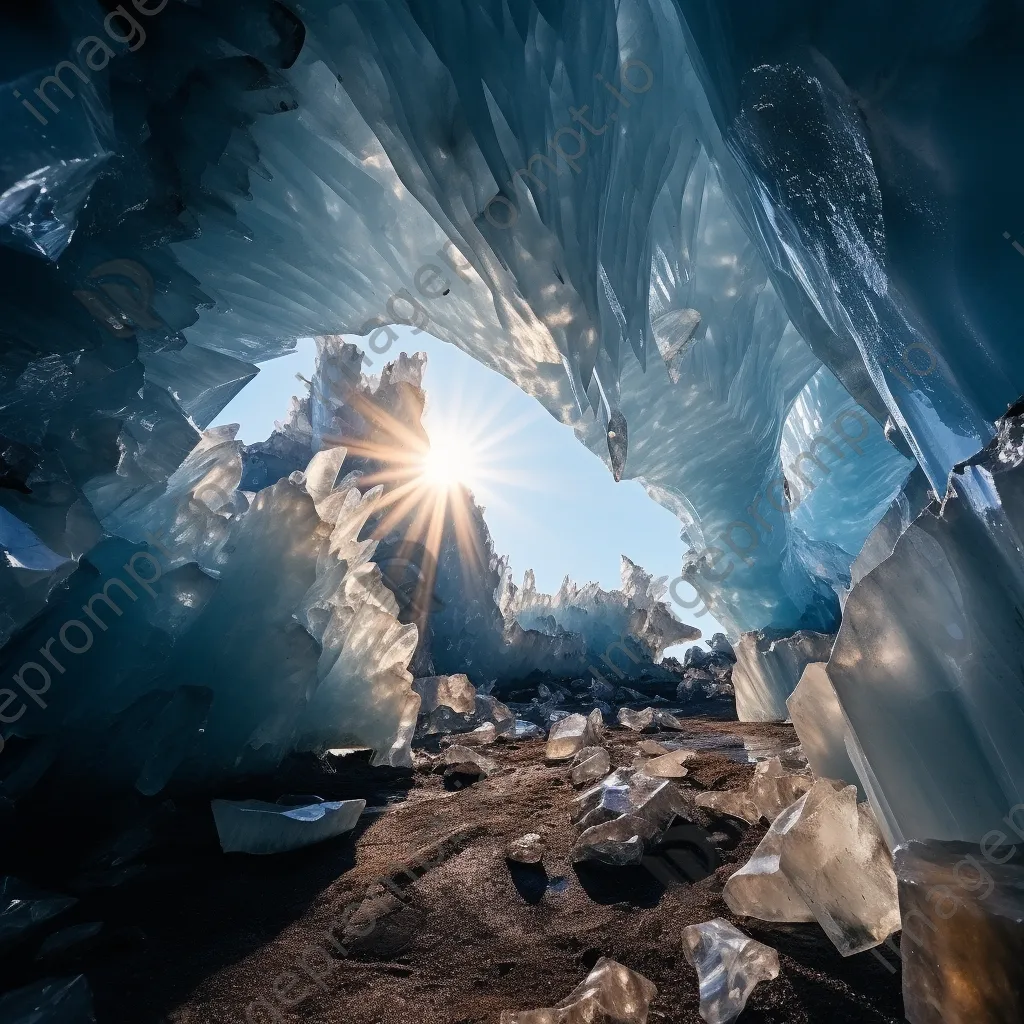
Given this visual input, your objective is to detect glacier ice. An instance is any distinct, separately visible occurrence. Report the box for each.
[786,664,861,792]
[2,2,1024,1012]
[0,878,76,948]
[499,958,657,1024]
[211,796,365,855]
[680,919,780,1024]
[896,839,1024,1024]
[546,711,604,763]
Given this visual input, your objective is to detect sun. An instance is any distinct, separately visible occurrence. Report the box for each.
[418,428,479,491]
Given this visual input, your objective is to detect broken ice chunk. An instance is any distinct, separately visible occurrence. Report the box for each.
[653,709,687,731]
[747,758,813,822]
[786,663,861,790]
[442,745,496,779]
[413,673,477,715]
[0,877,77,947]
[211,797,365,855]
[0,974,94,1023]
[574,769,688,834]
[515,720,546,740]
[637,740,671,757]
[695,789,760,824]
[681,919,779,1024]
[779,780,900,955]
[723,795,816,923]
[442,722,497,747]
[500,957,657,1024]
[507,833,546,865]
[570,746,611,786]
[896,839,1024,1024]
[546,710,603,761]
[618,707,655,732]
[638,749,696,779]
[572,815,658,865]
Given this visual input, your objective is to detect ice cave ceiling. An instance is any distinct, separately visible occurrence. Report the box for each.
[2,0,1024,850]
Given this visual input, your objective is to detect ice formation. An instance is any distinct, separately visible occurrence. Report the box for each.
[0,975,94,1023]
[680,919,780,1024]
[3,4,1024,1009]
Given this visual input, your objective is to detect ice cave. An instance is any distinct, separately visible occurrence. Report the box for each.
[1,1,1023,1021]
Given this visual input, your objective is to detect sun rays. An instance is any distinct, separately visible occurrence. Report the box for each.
[330,383,536,632]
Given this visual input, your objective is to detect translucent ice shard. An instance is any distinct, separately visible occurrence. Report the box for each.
[0,878,77,948]
[617,707,655,733]
[779,781,900,954]
[546,711,604,762]
[896,840,1024,1024]
[572,815,657,866]
[413,674,477,716]
[637,750,696,780]
[211,797,365,855]
[723,796,816,924]
[0,974,94,1023]
[442,745,495,779]
[499,957,657,1024]
[696,758,811,824]
[574,768,688,834]
[786,664,861,791]
[570,747,611,787]
[681,919,780,1024]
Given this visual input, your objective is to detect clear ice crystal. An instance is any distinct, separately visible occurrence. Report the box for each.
[546,710,604,762]
[570,747,611,786]
[636,750,696,779]
[211,797,365,855]
[696,758,811,824]
[442,745,496,778]
[681,919,780,1024]
[572,816,657,866]
[725,780,900,954]
[499,957,657,1024]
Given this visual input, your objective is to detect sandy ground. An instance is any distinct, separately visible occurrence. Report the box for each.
[1,715,904,1023]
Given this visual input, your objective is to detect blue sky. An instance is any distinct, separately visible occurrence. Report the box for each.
[214,328,724,647]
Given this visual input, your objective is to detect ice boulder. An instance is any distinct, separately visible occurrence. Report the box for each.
[546,710,604,762]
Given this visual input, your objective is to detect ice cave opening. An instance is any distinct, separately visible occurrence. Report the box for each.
[3,1,1024,1021]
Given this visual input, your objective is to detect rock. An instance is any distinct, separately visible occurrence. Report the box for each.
[210,797,365,855]
[35,923,104,962]
[637,749,696,779]
[572,815,658,866]
[413,673,477,715]
[896,839,1024,1024]
[570,746,611,786]
[546,710,603,761]
[0,878,77,948]
[506,833,546,864]
[442,745,496,779]
[618,707,656,732]
[708,634,736,661]
[725,780,900,955]
[499,957,657,1024]
[0,975,94,1023]
[681,919,779,1024]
